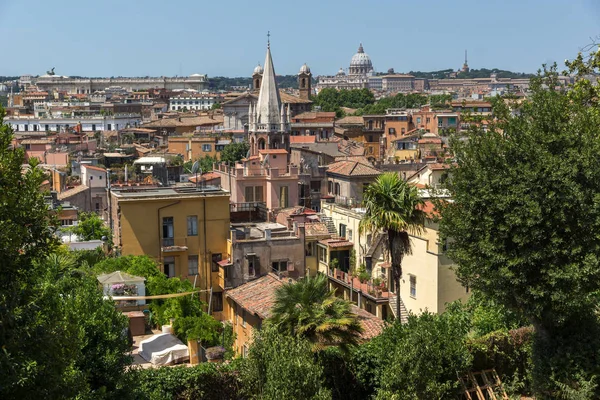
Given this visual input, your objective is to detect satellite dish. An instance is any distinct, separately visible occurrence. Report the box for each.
[191,161,199,174]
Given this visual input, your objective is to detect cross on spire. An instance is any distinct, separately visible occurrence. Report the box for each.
[267,31,270,48]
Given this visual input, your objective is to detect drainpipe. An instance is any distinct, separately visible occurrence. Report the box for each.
[157,201,180,266]
[203,197,209,305]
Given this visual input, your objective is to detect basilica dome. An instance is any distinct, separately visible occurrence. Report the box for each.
[253,64,264,75]
[349,43,373,75]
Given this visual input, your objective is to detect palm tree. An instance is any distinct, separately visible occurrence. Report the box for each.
[359,173,426,322]
[268,274,363,351]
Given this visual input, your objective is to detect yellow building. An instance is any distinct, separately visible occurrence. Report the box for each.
[167,135,232,161]
[109,185,231,312]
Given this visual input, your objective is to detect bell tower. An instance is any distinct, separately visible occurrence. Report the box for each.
[252,64,263,90]
[298,63,312,101]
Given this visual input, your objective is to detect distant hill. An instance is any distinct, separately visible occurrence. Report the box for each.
[408,68,534,79]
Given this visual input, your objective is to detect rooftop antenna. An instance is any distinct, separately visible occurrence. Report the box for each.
[191,160,199,188]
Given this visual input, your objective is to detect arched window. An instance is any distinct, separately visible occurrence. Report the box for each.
[258,138,266,150]
[328,181,333,194]
[335,183,340,195]
[301,78,306,88]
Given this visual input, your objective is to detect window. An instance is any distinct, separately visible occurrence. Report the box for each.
[247,255,256,276]
[319,246,327,262]
[107,124,112,130]
[426,117,430,123]
[162,217,174,246]
[242,344,249,358]
[272,260,288,272]
[187,215,198,236]
[339,223,346,238]
[348,229,353,241]
[335,183,340,195]
[164,257,175,278]
[244,186,254,202]
[99,175,102,180]
[389,128,396,134]
[216,145,225,151]
[212,292,223,312]
[24,125,28,132]
[92,124,96,131]
[254,186,263,202]
[306,241,315,256]
[212,253,222,272]
[279,186,289,208]
[409,275,417,298]
[401,128,405,134]
[328,181,333,194]
[417,117,421,124]
[45,124,49,131]
[202,144,212,152]
[188,255,199,276]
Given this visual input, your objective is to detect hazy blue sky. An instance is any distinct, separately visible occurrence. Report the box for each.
[0,0,599,77]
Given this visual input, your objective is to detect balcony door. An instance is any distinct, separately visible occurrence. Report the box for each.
[162,217,174,246]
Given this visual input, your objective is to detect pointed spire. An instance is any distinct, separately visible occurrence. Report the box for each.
[255,40,282,129]
[465,49,468,64]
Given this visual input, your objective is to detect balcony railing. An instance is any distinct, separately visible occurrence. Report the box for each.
[327,268,390,299]
[161,237,188,252]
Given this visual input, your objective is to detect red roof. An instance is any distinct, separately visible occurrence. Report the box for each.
[327,160,381,177]
[225,273,285,319]
[83,165,106,172]
[319,238,354,248]
[289,136,316,144]
[259,149,288,155]
[352,305,385,340]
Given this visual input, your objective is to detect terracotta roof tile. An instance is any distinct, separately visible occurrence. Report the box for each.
[289,136,316,144]
[225,273,285,319]
[352,305,385,340]
[259,149,288,155]
[327,160,381,177]
[335,116,363,125]
[319,238,354,248]
[82,165,106,172]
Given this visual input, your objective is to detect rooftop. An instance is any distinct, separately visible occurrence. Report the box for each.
[111,186,228,200]
[327,160,381,177]
[225,273,285,319]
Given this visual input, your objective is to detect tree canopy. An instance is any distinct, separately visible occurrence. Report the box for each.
[439,55,600,396]
[219,141,249,164]
[268,274,363,351]
[69,211,112,242]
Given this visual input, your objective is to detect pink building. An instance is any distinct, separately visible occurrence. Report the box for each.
[215,149,299,212]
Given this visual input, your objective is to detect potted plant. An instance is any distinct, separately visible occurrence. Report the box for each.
[205,346,226,363]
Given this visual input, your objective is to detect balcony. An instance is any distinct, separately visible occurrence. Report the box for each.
[327,268,390,300]
[161,237,188,253]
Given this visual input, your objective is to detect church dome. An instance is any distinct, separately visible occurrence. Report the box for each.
[336,67,346,76]
[299,63,311,74]
[349,43,373,74]
[253,64,264,75]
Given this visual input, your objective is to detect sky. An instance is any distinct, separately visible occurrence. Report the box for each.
[0,0,599,78]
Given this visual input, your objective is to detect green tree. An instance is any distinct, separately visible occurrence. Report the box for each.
[439,57,600,396]
[0,106,73,398]
[219,141,249,164]
[359,173,425,321]
[368,307,472,399]
[70,211,112,241]
[211,102,221,110]
[268,274,363,351]
[240,327,331,400]
[199,155,217,173]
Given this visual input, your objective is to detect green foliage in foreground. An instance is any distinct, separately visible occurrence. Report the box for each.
[439,57,600,397]
[240,327,331,400]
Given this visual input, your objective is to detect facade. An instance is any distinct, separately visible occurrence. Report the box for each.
[169,93,221,111]
[167,135,231,161]
[317,43,375,91]
[325,159,381,204]
[80,164,108,214]
[109,186,231,304]
[381,74,415,93]
[215,149,300,212]
[399,203,470,315]
[7,114,142,133]
[226,221,306,288]
[290,111,336,139]
[33,73,209,94]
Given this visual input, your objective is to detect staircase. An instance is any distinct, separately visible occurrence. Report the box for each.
[388,293,409,324]
[319,215,338,235]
